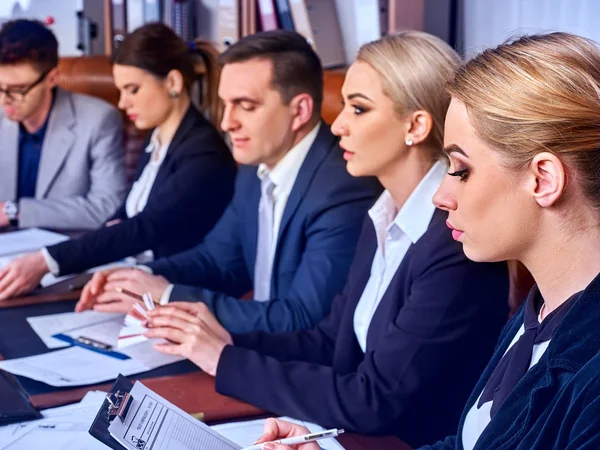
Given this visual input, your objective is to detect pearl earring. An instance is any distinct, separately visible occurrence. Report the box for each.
[405,138,413,146]
[169,91,179,98]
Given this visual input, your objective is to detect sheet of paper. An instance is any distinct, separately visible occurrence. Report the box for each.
[212,417,346,450]
[0,390,109,450]
[0,346,173,387]
[118,314,149,349]
[109,381,242,450]
[27,311,124,349]
[0,228,69,257]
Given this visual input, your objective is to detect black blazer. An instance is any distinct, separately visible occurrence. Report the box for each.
[47,106,237,275]
[215,209,510,448]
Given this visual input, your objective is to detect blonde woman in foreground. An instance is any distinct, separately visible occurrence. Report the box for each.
[262,32,600,450]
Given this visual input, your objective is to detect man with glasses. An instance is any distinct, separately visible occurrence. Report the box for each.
[0,19,126,231]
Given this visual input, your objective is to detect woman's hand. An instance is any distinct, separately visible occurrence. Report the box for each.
[252,418,321,450]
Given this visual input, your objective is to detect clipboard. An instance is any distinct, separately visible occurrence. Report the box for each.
[88,374,134,449]
[0,368,42,426]
[53,333,131,360]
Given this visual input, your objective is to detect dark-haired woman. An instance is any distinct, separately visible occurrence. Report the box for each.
[0,23,236,300]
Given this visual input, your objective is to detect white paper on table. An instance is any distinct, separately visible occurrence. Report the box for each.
[0,228,69,257]
[27,311,125,349]
[0,390,110,450]
[117,314,149,349]
[0,344,182,387]
[108,381,242,450]
[211,417,346,450]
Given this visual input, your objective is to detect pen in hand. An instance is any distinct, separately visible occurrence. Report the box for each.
[240,428,344,450]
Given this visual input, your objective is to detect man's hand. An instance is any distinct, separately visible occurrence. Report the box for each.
[0,202,9,228]
[76,268,169,313]
[0,251,49,300]
[145,302,233,376]
[252,418,319,450]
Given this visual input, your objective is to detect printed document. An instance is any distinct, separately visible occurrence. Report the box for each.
[0,228,69,257]
[212,417,346,450]
[108,381,242,450]
[0,345,182,387]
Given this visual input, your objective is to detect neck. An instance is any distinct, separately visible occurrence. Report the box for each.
[156,96,191,146]
[378,146,435,209]
[265,119,318,170]
[22,89,53,133]
[522,215,600,314]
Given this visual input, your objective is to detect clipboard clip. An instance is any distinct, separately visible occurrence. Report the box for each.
[105,390,134,423]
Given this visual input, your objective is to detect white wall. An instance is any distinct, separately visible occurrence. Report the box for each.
[0,0,84,56]
[461,0,600,58]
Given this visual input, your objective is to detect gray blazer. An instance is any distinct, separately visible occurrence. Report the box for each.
[0,87,127,230]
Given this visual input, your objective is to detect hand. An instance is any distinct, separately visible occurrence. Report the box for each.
[253,418,319,450]
[76,268,121,312]
[144,302,233,376]
[105,219,122,227]
[0,251,49,300]
[0,202,9,228]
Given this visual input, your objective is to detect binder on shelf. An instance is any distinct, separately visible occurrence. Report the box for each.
[257,0,278,31]
[387,0,424,34]
[274,0,295,31]
[290,0,345,68]
[241,0,257,37]
[143,0,161,22]
[216,0,240,51]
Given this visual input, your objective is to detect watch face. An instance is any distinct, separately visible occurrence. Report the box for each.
[4,202,17,218]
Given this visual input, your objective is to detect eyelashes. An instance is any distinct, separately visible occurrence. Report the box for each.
[447,168,470,181]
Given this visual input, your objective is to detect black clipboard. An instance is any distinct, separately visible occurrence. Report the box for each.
[88,374,134,449]
[0,368,42,426]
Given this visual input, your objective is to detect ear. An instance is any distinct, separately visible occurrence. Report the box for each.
[46,67,60,88]
[405,110,433,145]
[289,93,314,132]
[528,152,566,207]
[165,69,185,96]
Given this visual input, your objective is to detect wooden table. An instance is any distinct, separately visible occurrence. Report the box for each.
[1,290,413,450]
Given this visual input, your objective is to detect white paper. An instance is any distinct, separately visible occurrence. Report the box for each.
[212,417,346,450]
[117,314,149,349]
[27,311,124,349]
[0,228,69,257]
[0,390,109,450]
[109,381,242,450]
[0,344,181,387]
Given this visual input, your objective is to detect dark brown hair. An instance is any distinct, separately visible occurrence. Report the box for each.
[219,30,323,119]
[0,19,58,73]
[113,23,222,125]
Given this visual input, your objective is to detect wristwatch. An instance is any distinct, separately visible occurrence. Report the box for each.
[3,201,18,226]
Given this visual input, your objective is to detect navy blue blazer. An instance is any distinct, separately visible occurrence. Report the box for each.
[422,271,600,450]
[214,209,510,448]
[149,123,382,333]
[46,106,237,275]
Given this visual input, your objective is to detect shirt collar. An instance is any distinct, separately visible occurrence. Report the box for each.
[369,159,448,244]
[145,128,170,162]
[18,88,56,142]
[256,122,321,192]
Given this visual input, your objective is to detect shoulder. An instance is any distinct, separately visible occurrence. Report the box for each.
[62,89,120,118]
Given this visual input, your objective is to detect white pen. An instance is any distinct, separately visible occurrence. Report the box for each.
[133,303,149,320]
[142,292,155,311]
[240,428,344,450]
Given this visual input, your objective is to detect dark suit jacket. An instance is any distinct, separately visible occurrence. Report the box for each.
[46,106,237,276]
[149,123,382,333]
[422,271,600,450]
[215,209,510,448]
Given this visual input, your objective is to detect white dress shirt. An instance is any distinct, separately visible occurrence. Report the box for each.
[353,160,448,353]
[126,129,170,218]
[157,122,321,305]
[462,313,551,450]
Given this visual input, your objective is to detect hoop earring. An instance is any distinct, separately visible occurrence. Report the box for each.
[405,138,413,146]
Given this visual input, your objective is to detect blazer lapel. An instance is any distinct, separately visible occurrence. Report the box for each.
[246,171,262,272]
[276,123,335,247]
[36,88,76,198]
[0,116,19,200]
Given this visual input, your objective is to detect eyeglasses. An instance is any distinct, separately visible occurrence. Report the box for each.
[0,70,50,102]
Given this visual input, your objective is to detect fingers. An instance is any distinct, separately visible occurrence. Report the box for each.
[0,278,22,300]
[106,268,147,283]
[147,314,200,334]
[0,267,15,299]
[93,302,134,314]
[147,304,198,322]
[88,271,110,295]
[144,326,187,344]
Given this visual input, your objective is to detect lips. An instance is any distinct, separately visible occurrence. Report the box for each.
[340,143,354,161]
[446,220,464,241]
[128,114,138,121]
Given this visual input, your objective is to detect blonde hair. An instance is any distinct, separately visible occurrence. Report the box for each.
[449,32,600,212]
[356,30,461,158]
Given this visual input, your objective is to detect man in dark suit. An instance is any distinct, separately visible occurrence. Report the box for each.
[78,30,381,333]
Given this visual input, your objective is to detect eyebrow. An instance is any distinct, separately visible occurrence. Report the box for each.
[443,144,469,158]
[346,93,373,102]
[229,97,260,104]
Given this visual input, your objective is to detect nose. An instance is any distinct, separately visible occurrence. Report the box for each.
[330,111,349,137]
[117,91,128,111]
[433,174,458,212]
[220,104,239,133]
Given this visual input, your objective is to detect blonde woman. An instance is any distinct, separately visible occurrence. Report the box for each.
[267,32,600,450]
[143,31,509,448]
